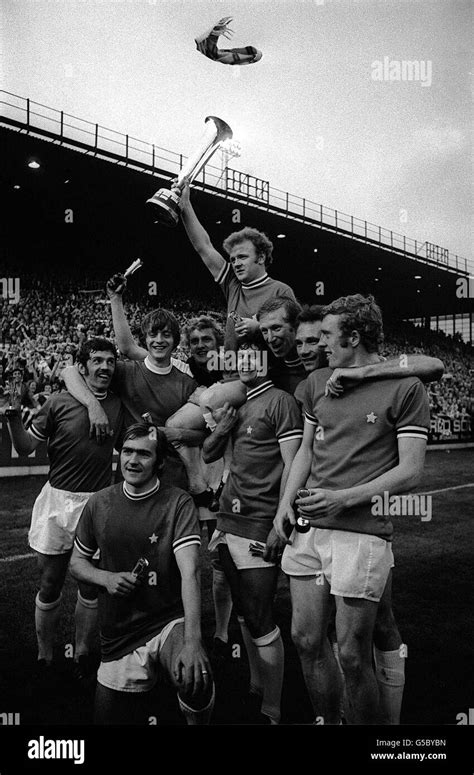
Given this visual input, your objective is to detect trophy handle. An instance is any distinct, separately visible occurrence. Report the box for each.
[205,116,233,144]
[146,115,233,226]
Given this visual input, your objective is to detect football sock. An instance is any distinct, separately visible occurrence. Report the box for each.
[178,683,215,725]
[253,626,284,725]
[374,645,406,724]
[212,567,232,643]
[35,592,62,663]
[74,590,98,658]
[238,616,262,696]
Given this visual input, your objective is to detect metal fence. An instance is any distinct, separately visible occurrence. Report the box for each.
[1,90,471,276]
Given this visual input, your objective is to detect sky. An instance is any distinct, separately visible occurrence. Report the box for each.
[2,0,472,258]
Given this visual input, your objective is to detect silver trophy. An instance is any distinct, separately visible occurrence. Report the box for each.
[146,116,233,226]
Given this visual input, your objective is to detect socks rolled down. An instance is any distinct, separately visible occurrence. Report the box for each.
[178,683,215,725]
[252,625,284,725]
[35,592,62,663]
[75,590,98,658]
[374,645,406,724]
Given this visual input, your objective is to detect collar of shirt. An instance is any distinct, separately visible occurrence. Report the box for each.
[122,478,161,501]
[246,379,273,402]
[241,273,270,289]
[92,390,108,401]
[144,356,172,375]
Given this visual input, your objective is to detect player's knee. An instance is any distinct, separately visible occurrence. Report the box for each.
[291,623,324,657]
[338,641,369,677]
[39,570,65,602]
[243,609,274,639]
[39,574,63,603]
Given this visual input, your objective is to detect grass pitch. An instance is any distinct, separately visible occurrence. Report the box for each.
[0,449,472,726]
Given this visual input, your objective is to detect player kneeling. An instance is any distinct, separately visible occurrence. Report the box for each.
[70,423,214,725]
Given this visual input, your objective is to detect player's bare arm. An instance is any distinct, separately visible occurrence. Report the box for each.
[273,421,315,542]
[175,180,226,281]
[70,547,139,597]
[201,403,238,463]
[62,365,111,443]
[174,544,211,697]
[106,274,148,361]
[325,355,444,396]
[297,436,427,525]
[263,437,302,562]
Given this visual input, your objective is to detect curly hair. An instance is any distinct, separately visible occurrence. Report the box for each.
[222,227,274,267]
[322,294,384,353]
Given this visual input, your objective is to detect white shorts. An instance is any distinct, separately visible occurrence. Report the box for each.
[208,530,276,570]
[281,528,393,602]
[29,481,92,555]
[97,618,185,693]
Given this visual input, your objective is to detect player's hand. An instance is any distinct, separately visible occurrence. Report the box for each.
[104,571,139,597]
[159,426,182,444]
[234,317,260,339]
[273,502,296,544]
[263,527,287,563]
[296,488,347,522]
[324,368,346,397]
[173,641,212,697]
[213,402,238,434]
[171,178,191,210]
[87,404,112,444]
[106,273,127,299]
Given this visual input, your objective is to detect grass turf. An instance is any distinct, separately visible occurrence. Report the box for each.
[0,448,472,726]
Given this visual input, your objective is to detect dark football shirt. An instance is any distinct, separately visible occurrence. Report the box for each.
[303,370,430,539]
[218,380,303,542]
[74,480,200,661]
[29,391,123,492]
[110,357,198,488]
[216,265,296,354]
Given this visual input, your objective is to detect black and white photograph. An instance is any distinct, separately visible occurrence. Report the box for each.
[0,0,472,770]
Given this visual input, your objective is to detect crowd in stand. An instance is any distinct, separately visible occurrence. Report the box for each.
[1,283,473,429]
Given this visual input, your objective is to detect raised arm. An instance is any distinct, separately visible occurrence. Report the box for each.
[106,275,148,361]
[176,181,226,281]
[5,408,41,456]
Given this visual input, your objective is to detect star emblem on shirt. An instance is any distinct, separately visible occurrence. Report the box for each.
[366,412,378,423]
[149,533,159,544]
[246,426,253,435]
